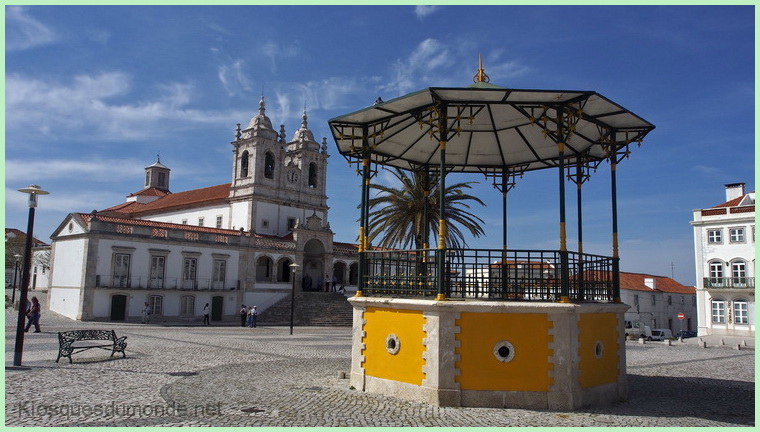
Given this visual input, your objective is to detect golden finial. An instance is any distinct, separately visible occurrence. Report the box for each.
[473,54,490,83]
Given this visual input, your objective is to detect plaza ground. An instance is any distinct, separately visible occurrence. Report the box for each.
[4,292,755,427]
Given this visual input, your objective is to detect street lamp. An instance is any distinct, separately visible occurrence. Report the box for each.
[12,253,22,304]
[14,184,49,366]
[289,262,299,335]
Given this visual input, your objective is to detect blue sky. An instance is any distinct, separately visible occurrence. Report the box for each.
[4,5,755,287]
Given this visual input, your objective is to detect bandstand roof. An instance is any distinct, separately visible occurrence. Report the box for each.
[329,80,655,174]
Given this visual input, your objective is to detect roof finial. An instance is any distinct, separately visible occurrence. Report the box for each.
[157,152,161,163]
[473,54,490,83]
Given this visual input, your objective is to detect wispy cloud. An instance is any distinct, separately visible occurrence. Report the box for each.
[414,6,442,19]
[6,73,237,145]
[218,59,254,96]
[6,6,58,51]
[5,157,146,184]
[382,38,451,96]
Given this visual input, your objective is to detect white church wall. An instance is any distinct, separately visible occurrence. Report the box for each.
[48,287,81,319]
[143,203,230,229]
[230,200,251,231]
[50,239,87,288]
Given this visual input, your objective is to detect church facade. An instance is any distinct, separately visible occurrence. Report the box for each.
[47,98,359,322]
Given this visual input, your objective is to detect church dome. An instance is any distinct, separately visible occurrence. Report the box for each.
[246,96,274,131]
[290,110,318,149]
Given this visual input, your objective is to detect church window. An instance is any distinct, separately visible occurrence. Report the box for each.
[183,258,198,289]
[158,172,167,188]
[113,253,131,288]
[308,163,317,187]
[213,260,226,288]
[216,215,223,229]
[149,295,163,316]
[262,219,269,229]
[145,172,150,188]
[277,258,293,282]
[240,151,250,177]
[264,152,275,179]
[180,295,195,316]
[198,217,204,227]
[287,217,297,231]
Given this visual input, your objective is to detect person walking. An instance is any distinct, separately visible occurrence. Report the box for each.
[239,305,248,327]
[142,302,152,324]
[24,296,41,333]
[203,303,210,325]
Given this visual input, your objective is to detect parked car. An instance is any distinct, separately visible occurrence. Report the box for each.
[676,330,697,339]
[649,328,673,341]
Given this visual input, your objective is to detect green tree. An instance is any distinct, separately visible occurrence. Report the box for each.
[366,168,486,250]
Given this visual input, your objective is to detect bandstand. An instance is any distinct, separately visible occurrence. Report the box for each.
[328,61,655,409]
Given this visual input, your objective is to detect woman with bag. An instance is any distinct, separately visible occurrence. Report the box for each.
[24,296,41,333]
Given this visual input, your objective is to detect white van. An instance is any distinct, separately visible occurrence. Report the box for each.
[649,328,673,341]
[625,320,652,339]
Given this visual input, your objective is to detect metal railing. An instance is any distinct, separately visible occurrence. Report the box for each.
[703,277,755,289]
[363,248,614,302]
[95,275,239,291]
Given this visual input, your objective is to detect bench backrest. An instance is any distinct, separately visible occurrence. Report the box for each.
[59,330,116,343]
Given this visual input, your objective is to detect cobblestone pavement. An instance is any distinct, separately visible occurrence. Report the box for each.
[4,294,755,427]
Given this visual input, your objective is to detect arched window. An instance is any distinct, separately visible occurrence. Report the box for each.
[708,261,724,287]
[349,263,359,285]
[277,258,293,282]
[240,151,250,177]
[264,152,275,179]
[308,163,317,187]
[256,256,273,282]
[734,299,749,324]
[731,260,747,286]
[711,298,726,323]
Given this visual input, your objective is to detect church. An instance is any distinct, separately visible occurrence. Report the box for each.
[47,97,359,322]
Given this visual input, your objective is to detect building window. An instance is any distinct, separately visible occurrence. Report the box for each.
[633,295,639,306]
[240,151,250,177]
[149,295,163,316]
[668,295,672,305]
[262,219,269,229]
[287,217,297,231]
[182,219,188,225]
[180,295,195,316]
[149,255,165,289]
[198,217,204,227]
[213,260,226,288]
[731,260,747,285]
[707,229,722,243]
[216,215,223,229]
[145,171,151,188]
[113,253,131,288]
[730,227,745,243]
[651,294,656,306]
[158,172,167,189]
[681,296,685,305]
[264,152,275,179]
[183,258,198,289]
[308,163,317,187]
[709,261,723,284]
[734,299,749,325]
[711,299,726,323]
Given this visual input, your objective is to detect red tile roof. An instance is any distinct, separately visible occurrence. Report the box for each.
[5,228,48,247]
[103,183,231,217]
[618,272,695,294]
[712,192,755,209]
[128,187,171,198]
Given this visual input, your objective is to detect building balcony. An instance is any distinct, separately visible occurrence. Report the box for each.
[95,275,239,291]
[703,277,755,289]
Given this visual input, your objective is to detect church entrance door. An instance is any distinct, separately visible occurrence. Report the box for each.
[110,294,127,321]
[211,296,224,321]
[303,239,326,291]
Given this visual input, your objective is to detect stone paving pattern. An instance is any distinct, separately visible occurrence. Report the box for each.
[4,293,755,427]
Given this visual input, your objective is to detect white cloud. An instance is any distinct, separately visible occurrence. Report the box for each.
[5,158,145,184]
[414,6,442,19]
[218,59,254,96]
[382,38,451,96]
[6,73,237,144]
[6,6,58,51]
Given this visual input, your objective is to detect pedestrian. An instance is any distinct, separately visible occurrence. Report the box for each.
[142,302,152,324]
[332,275,338,292]
[203,303,210,325]
[24,296,41,333]
[248,306,258,328]
[325,274,331,292]
[240,305,248,327]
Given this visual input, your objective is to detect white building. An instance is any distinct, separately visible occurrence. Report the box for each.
[47,98,359,322]
[691,183,755,337]
[618,272,697,334]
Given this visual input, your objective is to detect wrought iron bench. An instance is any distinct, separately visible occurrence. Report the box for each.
[56,330,127,363]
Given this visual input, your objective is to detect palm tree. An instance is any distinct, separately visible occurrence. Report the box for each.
[366,168,486,250]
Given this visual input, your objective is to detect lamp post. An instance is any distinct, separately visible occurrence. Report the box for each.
[12,254,22,304]
[13,184,49,366]
[289,262,299,335]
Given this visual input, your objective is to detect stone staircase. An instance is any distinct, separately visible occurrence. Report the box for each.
[258,291,353,327]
